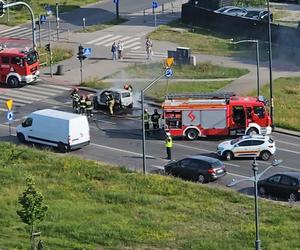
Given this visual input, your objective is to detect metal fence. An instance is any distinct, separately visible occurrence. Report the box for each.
[181,3,300,48]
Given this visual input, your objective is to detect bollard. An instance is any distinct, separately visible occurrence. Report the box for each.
[162,3,164,13]
[171,1,174,14]
[143,9,146,23]
[82,17,86,30]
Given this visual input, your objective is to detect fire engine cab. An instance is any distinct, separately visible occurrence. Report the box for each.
[162,92,272,140]
[0,46,39,87]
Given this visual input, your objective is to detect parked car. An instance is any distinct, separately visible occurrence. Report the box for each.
[214,6,247,17]
[94,88,133,110]
[164,155,226,183]
[244,8,273,22]
[258,172,300,202]
[217,135,276,161]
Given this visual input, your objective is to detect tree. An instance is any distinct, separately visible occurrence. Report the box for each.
[17,177,48,250]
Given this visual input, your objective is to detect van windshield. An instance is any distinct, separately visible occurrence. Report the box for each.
[122,92,131,98]
[26,51,38,65]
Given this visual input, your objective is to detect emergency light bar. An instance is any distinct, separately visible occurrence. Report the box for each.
[166,92,236,100]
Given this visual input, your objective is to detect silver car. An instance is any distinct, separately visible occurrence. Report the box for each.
[214,6,247,17]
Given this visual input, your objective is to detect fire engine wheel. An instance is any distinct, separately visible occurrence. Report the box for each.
[223,151,233,161]
[185,129,199,140]
[7,76,20,88]
[260,151,271,161]
[247,127,259,135]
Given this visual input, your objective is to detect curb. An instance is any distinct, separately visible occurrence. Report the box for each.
[274,128,300,138]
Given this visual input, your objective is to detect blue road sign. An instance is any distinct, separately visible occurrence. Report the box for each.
[7,111,13,122]
[83,48,92,57]
[152,1,158,8]
[165,68,173,78]
[113,0,119,4]
[45,6,52,15]
[40,15,47,24]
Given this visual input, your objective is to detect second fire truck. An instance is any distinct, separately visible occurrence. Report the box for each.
[162,92,272,140]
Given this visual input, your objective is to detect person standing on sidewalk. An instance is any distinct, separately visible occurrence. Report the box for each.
[111,42,117,60]
[151,109,161,134]
[117,40,124,59]
[165,132,173,160]
[145,38,153,60]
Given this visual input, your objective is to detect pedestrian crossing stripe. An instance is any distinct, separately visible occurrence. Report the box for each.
[86,34,114,44]
[94,35,122,46]
[0,26,21,34]
[0,27,27,36]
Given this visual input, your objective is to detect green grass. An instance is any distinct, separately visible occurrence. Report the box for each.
[118,62,248,79]
[148,80,231,102]
[76,18,128,33]
[37,46,73,66]
[81,77,112,89]
[250,77,300,131]
[0,143,300,249]
[0,0,103,26]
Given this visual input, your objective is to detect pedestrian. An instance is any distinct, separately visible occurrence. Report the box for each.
[143,108,150,133]
[79,95,86,115]
[151,109,161,134]
[145,38,153,60]
[111,42,117,60]
[165,132,173,160]
[108,93,115,115]
[117,40,124,59]
[85,96,93,118]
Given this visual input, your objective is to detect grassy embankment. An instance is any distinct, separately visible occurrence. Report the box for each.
[75,18,128,33]
[0,143,299,249]
[251,77,300,131]
[37,46,73,66]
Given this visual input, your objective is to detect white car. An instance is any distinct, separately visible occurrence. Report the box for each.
[94,88,133,110]
[217,135,276,161]
[214,6,247,17]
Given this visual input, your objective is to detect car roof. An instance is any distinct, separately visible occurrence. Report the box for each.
[186,155,221,163]
[241,135,270,140]
[279,172,300,179]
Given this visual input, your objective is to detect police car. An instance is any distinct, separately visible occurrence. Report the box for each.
[217,135,276,161]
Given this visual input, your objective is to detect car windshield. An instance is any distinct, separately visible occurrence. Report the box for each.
[230,137,241,145]
[25,51,38,65]
[245,10,260,17]
[212,160,223,168]
[122,92,131,98]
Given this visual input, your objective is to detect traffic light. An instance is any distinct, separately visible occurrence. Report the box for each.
[0,0,6,18]
[77,45,87,61]
[45,43,50,52]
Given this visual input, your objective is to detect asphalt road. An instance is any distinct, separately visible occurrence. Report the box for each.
[1,82,300,200]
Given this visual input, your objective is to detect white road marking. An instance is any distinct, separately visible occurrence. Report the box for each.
[0,27,27,36]
[277,147,300,155]
[276,139,299,146]
[90,142,156,159]
[123,41,141,49]
[103,36,132,47]
[131,46,141,50]
[0,26,21,34]
[122,37,141,45]
[259,161,300,172]
[227,172,249,179]
[86,34,114,45]
[95,35,122,46]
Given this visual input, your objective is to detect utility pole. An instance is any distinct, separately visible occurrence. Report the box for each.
[56,2,59,41]
[47,19,53,77]
[77,45,87,84]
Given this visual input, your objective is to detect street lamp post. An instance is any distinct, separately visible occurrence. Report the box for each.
[231,39,260,96]
[267,0,274,125]
[227,158,283,250]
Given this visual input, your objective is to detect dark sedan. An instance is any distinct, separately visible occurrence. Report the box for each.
[164,155,226,183]
[258,172,300,202]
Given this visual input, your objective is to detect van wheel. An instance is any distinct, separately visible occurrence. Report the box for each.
[260,151,271,161]
[7,76,20,88]
[17,133,25,143]
[128,103,133,109]
[57,142,66,153]
[185,129,199,140]
[223,151,233,161]
[247,127,259,135]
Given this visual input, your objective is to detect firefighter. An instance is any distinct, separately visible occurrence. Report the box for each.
[79,95,86,115]
[151,109,161,134]
[70,88,80,113]
[124,83,133,92]
[165,132,173,160]
[85,96,93,118]
[143,108,150,132]
[107,93,115,115]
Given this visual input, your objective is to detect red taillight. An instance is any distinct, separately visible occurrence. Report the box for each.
[208,168,215,174]
[298,188,300,193]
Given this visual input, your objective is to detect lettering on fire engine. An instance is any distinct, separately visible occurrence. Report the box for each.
[188,111,196,122]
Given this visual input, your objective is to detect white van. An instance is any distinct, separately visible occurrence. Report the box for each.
[16,109,90,152]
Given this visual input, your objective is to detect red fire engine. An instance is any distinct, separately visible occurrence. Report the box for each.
[162,93,272,140]
[0,46,39,87]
